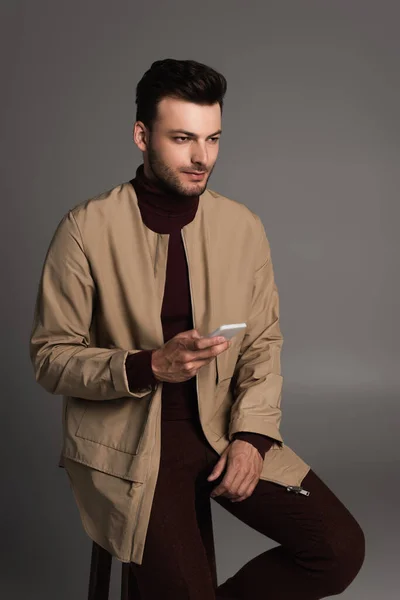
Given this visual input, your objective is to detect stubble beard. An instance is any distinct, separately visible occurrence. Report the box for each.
[147,144,213,198]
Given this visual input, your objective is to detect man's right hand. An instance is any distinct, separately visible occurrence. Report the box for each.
[151,329,231,383]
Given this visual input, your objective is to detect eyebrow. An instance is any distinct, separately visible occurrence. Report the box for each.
[167,129,222,138]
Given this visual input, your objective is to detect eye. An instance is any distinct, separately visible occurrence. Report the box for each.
[209,137,220,143]
[174,137,189,142]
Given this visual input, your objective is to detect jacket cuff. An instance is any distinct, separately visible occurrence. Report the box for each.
[125,350,158,393]
[229,415,284,446]
[232,431,275,459]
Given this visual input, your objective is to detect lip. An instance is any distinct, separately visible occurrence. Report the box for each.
[184,171,206,179]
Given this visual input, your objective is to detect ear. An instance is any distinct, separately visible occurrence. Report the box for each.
[133,121,148,152]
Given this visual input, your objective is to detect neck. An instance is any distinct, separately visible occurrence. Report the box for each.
[131,163,199,216]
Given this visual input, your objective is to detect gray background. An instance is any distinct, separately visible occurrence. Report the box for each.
[1,0,399,598]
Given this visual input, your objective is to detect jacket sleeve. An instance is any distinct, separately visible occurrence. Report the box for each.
[125,350,159,392]
[29,210,156,401]
[232,431,274,458]
[228,214,284,445]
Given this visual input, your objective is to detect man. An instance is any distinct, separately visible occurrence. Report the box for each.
[30,59,365,599]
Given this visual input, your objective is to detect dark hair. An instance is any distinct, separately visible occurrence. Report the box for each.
[135,58,227,129]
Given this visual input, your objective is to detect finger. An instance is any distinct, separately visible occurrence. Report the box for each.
[193,336,230,353]
[223,468,248,498]
[175,330,200,344]
[182,356,216,374]
[210,466,237,498]
[231,490,253,502]
[231,477,258,502]
[223,472,254,502]
[210,485,225,498]
[179,346,223,369]
[207,453,228,481]
[210,482,237,499]
[235,474,257,498]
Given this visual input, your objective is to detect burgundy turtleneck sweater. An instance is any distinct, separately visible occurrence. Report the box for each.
[124,164,274,459]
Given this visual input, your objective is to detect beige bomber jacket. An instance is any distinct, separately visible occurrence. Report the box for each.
[29,181,310,564]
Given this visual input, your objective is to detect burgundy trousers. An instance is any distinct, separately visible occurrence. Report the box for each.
[130,417,365,599]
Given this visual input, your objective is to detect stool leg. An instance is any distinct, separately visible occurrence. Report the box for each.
[88,541,112,600]
[121,562,141,600]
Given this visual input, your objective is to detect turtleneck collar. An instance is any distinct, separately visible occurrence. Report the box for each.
[130,163,199,218]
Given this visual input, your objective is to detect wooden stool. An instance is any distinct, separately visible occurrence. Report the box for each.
[88,541,140,599]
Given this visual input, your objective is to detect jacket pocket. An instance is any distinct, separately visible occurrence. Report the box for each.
[216,337,241,384]
[74,392,153,455]
[208,378,234,439]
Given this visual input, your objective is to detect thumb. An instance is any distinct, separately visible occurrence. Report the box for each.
[190,329,202,339]
[183,329,202,350]
[207,452,228,481]
[176,329,201,342]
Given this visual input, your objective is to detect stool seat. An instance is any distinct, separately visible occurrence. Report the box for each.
[88,541,140,599]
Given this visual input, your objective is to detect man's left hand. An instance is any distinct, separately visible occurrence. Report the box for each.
[207,439,263,502]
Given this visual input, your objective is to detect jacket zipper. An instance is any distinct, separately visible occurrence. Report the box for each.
[181,230,195,329]
[180,230,310,498]
[286,485,310,496]
[180,229,199,402]
[129,233,165,562]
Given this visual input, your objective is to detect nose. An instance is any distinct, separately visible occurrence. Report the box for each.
[190,141,208,168]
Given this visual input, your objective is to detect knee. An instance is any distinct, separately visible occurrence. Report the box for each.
[319,517,366,596]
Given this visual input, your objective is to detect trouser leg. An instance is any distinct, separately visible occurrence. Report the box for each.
[207,463,365,600]
[130,419,217,600]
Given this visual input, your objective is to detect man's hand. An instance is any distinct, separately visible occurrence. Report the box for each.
[151,329,231,383]
[207,439,264,502]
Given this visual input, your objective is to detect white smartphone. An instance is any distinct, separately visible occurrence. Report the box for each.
[207,323,247,340]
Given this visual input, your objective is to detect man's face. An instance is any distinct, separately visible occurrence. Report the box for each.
[134,97,222,196]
